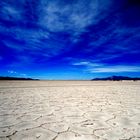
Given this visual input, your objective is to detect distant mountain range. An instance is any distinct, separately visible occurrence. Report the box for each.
[91,76,140,81]
[0,76,140,81]
[0,76,39,80]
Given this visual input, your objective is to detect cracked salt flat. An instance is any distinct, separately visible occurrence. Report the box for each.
[0,81,140,140]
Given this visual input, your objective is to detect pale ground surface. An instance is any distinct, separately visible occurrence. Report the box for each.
[0,80,140,140]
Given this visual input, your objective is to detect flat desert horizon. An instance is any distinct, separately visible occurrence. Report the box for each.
[0,80,140,140]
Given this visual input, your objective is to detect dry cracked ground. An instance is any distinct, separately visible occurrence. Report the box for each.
[0,80,140,140]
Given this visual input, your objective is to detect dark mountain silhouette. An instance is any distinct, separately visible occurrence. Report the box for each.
[0,76,39,80]
[91,76,140,81]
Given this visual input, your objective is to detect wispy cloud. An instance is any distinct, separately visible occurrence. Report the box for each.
[7,70,27,77]
[72,61,140,73]
[0,0,140,78]
[8,70,17,74]
[89,66,140,73]
[0,2,23,22]
[72,61,103,67]
[1,0,139,61]
[72,61,91,66]
[39,0,100,33]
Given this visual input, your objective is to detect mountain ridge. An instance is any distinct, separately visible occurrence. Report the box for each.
[0,76,39,80]
[91,76,140,81]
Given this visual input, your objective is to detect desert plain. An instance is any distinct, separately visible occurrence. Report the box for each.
[0,80,140,140]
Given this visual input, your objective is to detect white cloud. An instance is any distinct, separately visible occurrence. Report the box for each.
[89,65,140,73]
[38,0,111,33]
[72,61,140,73]
[7,70,27,77]
[8,70,17,74]
[73,61,91,66]
[1,3,22,21]
[72,61,103,67]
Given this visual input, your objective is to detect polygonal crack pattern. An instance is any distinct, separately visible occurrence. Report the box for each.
[0,81,140,140]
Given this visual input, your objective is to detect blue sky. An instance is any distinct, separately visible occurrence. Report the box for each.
[0,0,140,80]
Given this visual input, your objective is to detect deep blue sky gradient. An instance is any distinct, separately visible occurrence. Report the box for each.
[0,0,140,79]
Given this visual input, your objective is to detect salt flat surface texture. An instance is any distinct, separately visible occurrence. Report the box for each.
[0,80,140,140]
